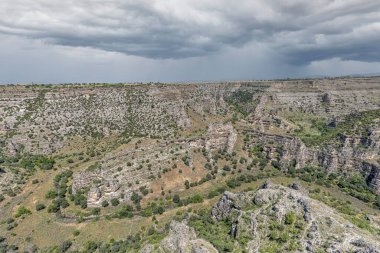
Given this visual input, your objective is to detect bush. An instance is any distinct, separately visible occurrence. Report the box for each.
[376,196,380,209]
[83,241,98,253]
[45,190,57,199]
[222,165,231,171]
[73,194,87,209]
[56,198,69,209]
[101,200,109,207]
[114,205,134,218]
[130,192,141,204]
[152,204,164,215]
[111,198,120,206]
[35,203,46,211]
[0,194,4,202]
[139,186,149,196]
[207,190,219,199]
[284,212,296,225]
[189,194,203,204]
[184,180,190,189]
[271,160,281,170]
[14,206,32,218]
[91,208,101,215]
[38,156,55,170]
[172,194,180,204]
[47,202,60,213]
[59,240,72,253]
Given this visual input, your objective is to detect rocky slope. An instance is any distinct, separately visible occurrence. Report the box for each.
[143,183,380,253]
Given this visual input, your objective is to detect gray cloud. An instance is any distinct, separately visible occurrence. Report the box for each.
[1,0,379,63]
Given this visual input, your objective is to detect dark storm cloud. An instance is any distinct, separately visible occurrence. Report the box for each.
[0,0,379,63]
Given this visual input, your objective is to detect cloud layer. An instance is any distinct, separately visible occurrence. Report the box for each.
[1,0,379,63]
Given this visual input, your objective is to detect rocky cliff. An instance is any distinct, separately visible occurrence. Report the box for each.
[140,183,380,253]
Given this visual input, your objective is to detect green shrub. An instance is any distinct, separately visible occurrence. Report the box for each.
[110,198,120,206]
[47,202,60,213]
[284,212,296,225]
[189,194,203,204]
[59,240,72,252]
[130,192,141,204]
[83,241,98,253]
[14,206,32,218]
[114,205,134,218]
[172,194,180,204]
[35,203,46,211]
[91,208,101,216]
[73,194,87,209]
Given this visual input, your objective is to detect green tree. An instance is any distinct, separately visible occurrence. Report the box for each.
[172,194,180,204]
[111,198,120,206]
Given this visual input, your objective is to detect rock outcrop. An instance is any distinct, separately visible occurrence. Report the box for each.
[209,184,380,253]
[206,123,237,154]
[141,221,218,253]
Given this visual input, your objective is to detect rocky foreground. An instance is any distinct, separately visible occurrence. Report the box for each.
[142,183,380,253]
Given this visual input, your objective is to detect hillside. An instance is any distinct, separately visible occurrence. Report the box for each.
[142,182,380,252]
[0,77,380,252]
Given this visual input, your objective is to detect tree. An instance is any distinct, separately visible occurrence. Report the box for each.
[47,202,60,213]
[184,180,190,189]
[131,192,141,204]
[172,194,180,204]
[101,200,109,207]
[111,198,120,206]
[45,190,57,199]
[223,165,231,171]
[73,194,87,209]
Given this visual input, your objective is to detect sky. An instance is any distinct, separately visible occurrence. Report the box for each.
[0,0,380,84]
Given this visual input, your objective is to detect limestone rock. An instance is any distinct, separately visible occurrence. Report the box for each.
[209,184,380,252]
[159,221,218,253]
[206,123,237,154]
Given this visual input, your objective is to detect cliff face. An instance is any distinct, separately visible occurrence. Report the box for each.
[244,131,380,194]
[0,77,380,200]
[0,83,246,154]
